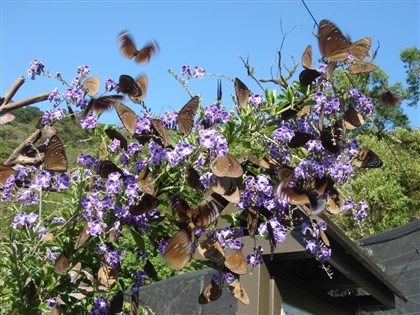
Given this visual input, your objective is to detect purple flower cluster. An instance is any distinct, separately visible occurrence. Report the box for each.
[239,175,278,211]
[346,89,373,115]
[249,94,264,107]
[313,92,341,116]
[27,59,45,80]
[47,88,61,105]
[12,211,38,229]
[272,121,295,143]
[246,246,264,266]
[302,221,331,262]
[215,227,244,250]
[159,111,178,129]
[81,113,98,129]
[181,65,206,79]
[131,269,147,292]
[105,77,118,92]
[204,105,231,126]
[258,217,287,244]
[90,296,109,315]
[199,128,228,156]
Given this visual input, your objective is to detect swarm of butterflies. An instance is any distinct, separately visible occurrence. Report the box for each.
[0,20,392,310]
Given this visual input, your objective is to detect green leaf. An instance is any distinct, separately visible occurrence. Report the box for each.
[128,228,145,251]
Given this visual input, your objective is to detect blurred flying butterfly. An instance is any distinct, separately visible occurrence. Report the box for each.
[185,165,204,191]
[326,186,344,214]
[228,279,250,305]
[54,251,70,274]
[354,148,383,168]
[0,113,15,124]
[211,176,240,204]
[234,78,252,108]
[114,102,138,134]
[136,168,155,195]
[164,228,193,270]
[224,250,248,275]
[318,19,371,62]
[299,45,322,87]
[198,281,223,304]
[84,95,124,118]
[82,76,100,97]
[379,88,401,106]
[171,195,220,229]
[144,259,159,281]
[343,107,365,130]
[196,238,225,264]
[44,135,68,172]
[129,193,159,216]
[177,96,199,137]
[211,154,244,178]
[118,31,159,65]
[74,223,90,250]
[0,164,17,189]
[119,74,142,98]
[97,160,123,179]
[105,128,128,151]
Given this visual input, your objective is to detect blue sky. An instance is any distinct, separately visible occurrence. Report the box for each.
[1,0,419,127]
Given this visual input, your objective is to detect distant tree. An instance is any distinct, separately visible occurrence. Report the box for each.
[12,106,43,124]
[401,47,420,107]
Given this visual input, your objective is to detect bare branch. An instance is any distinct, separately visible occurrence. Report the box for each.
[1,76,25,106]
[167,68,193,98]
[0,92,51,114]
[4,129,43,165]
[238,55,265,92]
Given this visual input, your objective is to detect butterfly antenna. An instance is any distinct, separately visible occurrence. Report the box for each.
[216,79,222,105]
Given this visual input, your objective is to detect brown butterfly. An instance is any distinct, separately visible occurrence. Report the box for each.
[118,74,142,98]
[318,19,371,62]
[144,259,159,281]
[289,131,316,148]
[171,195,220,229]
[228,279,250,305]
[82,76,100,97]
[379,88,401,106]
[211,154,244,178]
[185,165,204,191]
[234,78,251,108]
[150,118,170,147]
[97,160,123,179]
[129,193,159,216]
[320,123,344,153]
[343,108,365,130]
[97,265,119,291]
[0,113,15,124]
[118,31,159,65]
[84,95,124,118]
[114,102,138,134]
[44,135,68,172]
[136,168,155,195]
[224,250,248,275]
[74,222,90,250]
[54,251,70,274]
[129,74,148,103]
[299,45,322,87]
[196,238,225,264]
[177,96,199,137]
[353,148,383,168]
[0,164,17,188]
[326,186,344,214]
[163,228,193,270]
[345,62,377,74]
[246,207,259,237]
[211,176,240,204]
[109,291,124,314]
[105,128,128,151]
[198,280,223,304]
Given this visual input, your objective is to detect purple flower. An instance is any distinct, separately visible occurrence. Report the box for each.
[105,250,122,269]
[223,272,235,284]
[97,243,108,255]
[199,128,228,156]
[135,117,151,134]
[27,59,44,79]
[105,78,117,92]
[204,106,231,126]
[56,173,70,190]
[51,217,66,224]
[272,121,295,142]
[77,65,90,77]
[33,170,52,189]
[157,240,169,254]
[91,297,109,315]
[88,220,105,236]
[127,142,142,155]
[108,139,121,152]
[343,200,356,212]
[181,65,192,77]
[246,246,264,266]
[17,190,38,206]
[12,211,38,229]
[159,111,178,129]
[46,297,56,308]
[148,142,165,165]
[354,200,368,222]
[249,94,263,107]
[131,269,147,293]
[316,246,331,262]
[192,66,206,79]
[48,88,61,105]
[306,239,317,254]
[81,113,98,129]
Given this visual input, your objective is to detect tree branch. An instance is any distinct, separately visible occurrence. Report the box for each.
[1,76,25,106]
[4,129,43,165]
[0,92,51,114]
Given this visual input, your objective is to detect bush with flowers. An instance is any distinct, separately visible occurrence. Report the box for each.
[0,25,386,314]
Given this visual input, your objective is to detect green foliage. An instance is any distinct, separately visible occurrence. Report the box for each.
[401,47,420,107]
[333,129,420,238]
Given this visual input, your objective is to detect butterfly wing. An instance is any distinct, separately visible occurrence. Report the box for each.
[354,148,383,168]
[224,250,248,275]
[82,76,100,97]
[118,31,138,59]
[198,281,223,304]
[135,41,159,65]
[164,229,193,270]
[130,74,149,103]
[0,113,16,124]
[301,45,313,69]
[0,164,17,188]
[211,154,244,178]
[177,96,199,136]
[114,102,138,134]
[343,108,365,130]
[44,135,68,172]
[318,19,352,62]
[119,74,142,97]
[234,78,251,108]
[349,37,372,60]
[105,128,128,151]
